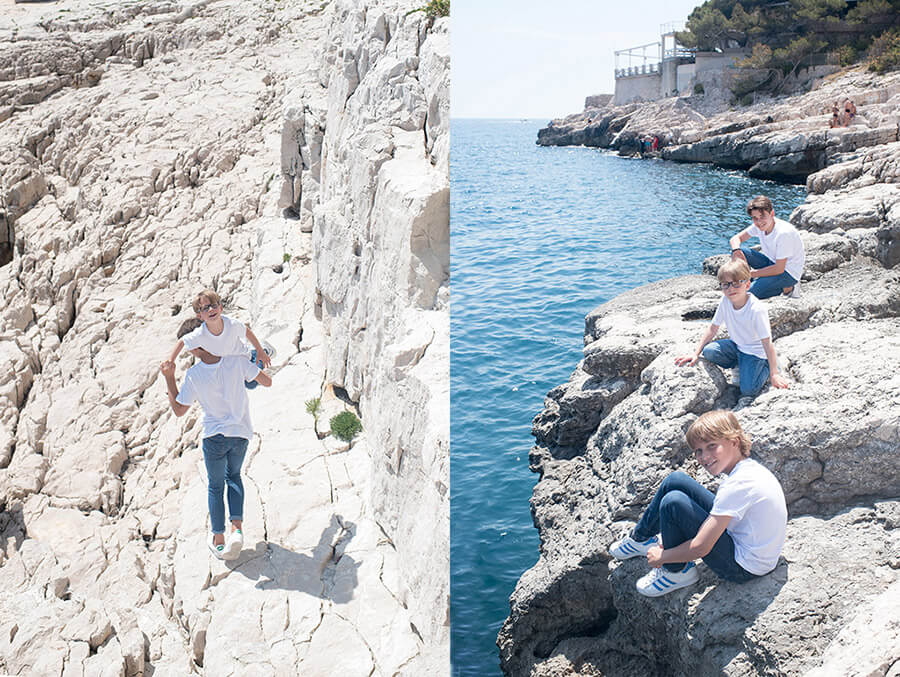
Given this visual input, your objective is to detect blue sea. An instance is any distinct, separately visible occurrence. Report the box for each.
[449,118,806,675]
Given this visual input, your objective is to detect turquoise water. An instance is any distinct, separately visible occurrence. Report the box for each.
[449,118,806,675]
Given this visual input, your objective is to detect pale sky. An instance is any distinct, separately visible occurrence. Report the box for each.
[451,0,703,119]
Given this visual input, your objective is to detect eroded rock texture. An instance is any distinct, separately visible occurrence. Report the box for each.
[502,75,900,677]
[0,0,448,674]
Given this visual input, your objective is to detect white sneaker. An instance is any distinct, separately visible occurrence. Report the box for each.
[784,284,800,299]
[208,533,226,560]
[636,561,699,597]
[609,533,658,560]
[224,528,243,560]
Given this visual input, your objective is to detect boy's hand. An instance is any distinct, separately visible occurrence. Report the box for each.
[257,351,272,369]
[770,372,789,389]
[646,545,664,568]
[160,360,176,378]
[674,354,699,367]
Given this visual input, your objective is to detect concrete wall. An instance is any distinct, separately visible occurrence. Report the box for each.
[614,73,661,105]
[676,63,695,94]
[695,49,750,74]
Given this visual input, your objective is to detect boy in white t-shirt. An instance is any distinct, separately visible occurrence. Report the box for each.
[167,289,273,388]
[160,321,273,560]
[608,410,787,597]
[676,259,789,400]
[729,195,805,300]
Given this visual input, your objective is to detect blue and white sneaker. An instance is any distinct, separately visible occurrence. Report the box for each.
[635,561,699,597]
[609,533,659,560]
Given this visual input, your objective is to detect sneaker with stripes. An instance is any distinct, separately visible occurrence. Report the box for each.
[609,533,659,560]
[635,561,699,597]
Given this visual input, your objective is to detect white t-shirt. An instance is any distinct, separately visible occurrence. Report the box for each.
[745,217,805,280]
[711,458,787,576]
[712,294,771,359]
[182,315,248,357]
[176,355,260,440]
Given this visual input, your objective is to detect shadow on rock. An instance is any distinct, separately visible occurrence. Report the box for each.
[225,515,361,603]
[603,557,789,676]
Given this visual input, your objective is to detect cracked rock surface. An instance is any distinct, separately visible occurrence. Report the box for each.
[0,0,448,674]
[501,75,900,677]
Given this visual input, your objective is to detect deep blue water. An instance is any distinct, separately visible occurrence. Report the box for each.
[449,118,806,676]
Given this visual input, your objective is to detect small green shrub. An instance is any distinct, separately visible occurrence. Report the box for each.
[740,93,754,107]
[406,0,449,18]
[693,83,705,95]
[836,44,857,67]
[869,29,900,74]
[330,411,362,442]
[305,397,321,417]
[283,252,291,263]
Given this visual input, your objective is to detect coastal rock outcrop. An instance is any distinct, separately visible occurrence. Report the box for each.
[538,69,900,185]
[0,0,448,674]
[503,72,900,677]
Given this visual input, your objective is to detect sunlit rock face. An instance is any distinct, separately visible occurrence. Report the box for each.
[0,0,448,673]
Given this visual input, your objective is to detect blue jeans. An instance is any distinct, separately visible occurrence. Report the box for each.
[702,339,769,396]
[740,245,798,300]
[244,349,264,390]
[202,434,248,534]
[632,472,759,582]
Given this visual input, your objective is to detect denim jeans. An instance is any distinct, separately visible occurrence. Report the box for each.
[740,245,798,300]
[702,338,769,396]
[631,472,759,582]
[202,434,248,534]
[244,349,264,390]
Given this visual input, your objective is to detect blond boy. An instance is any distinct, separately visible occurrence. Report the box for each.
[676,260,788,400]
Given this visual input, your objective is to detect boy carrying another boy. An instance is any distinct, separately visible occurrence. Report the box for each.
[676,259,789,402]
[168,289,273,388]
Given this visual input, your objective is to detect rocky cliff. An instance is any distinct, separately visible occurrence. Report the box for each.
[0,0,448,674]
[538,69,900,185]
[500,71,900,676]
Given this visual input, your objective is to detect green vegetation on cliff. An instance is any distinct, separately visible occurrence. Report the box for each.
[676,0,900,94]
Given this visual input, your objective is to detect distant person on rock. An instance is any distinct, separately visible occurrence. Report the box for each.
[160,318,272,560]
[675,259,789,403]
[728,195,804,299]
[609,410,787,597]
[167,289,274,390]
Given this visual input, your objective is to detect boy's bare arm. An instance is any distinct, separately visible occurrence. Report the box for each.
[675,323,719,366]
[646,514,731,567]
[254,370,272,387]
[729,230,751,255]
[167,339,185,363]
[245,327,271,368]
[761,338,789,389]
[159,361,190,416]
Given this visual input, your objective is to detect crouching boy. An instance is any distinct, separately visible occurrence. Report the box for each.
[608,410,787,596]
[676,259,788,400]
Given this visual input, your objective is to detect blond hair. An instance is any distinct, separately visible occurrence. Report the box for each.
[717,259,751,283]
[686,410,751,457]
[191,288,222,314]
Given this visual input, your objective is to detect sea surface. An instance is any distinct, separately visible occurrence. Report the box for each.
[449,118,806,675]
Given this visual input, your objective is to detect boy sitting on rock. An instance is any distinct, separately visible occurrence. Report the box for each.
[609,410,787,597]
[676,259,788,404]
[729,195,804,299]
[167,289,274,388]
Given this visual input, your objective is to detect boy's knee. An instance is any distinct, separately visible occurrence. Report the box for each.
[660,490,690,515]
[661,471,691,491]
